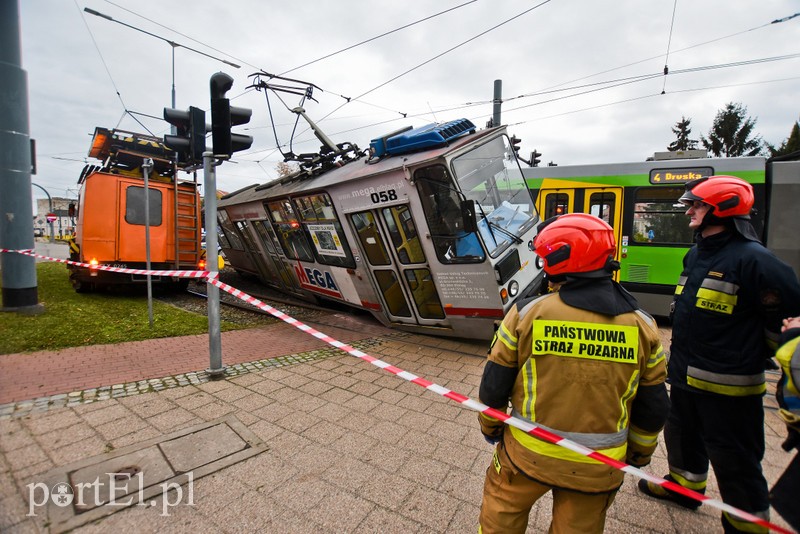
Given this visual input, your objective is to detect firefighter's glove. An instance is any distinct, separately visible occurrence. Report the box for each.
[483,428,503,446]
[782,427,800,452]
[479,412,504,445]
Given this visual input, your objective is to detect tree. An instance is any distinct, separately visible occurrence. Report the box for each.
[700,102,763,157]
[667,116,699,151]
[766,120,800,157]
[276,161,299,177]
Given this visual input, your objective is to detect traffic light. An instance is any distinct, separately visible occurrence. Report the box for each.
[210,72,253,159]
[163,106,206,165]
[530,150,542,167]
[510,135,522,154]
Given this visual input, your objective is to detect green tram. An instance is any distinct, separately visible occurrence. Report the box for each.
[523,154,800,317]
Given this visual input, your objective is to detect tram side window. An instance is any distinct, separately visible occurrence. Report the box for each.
[381,206,425,265]
[415,165,484,264]
[293,193,355,268]
[589,192,615,227]
[266,199,314,262]
[632,187,694,245]
[125,186,162,226]
[544,193,569,219]
[218,209,244,250]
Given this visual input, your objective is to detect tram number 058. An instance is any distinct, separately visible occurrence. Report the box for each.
[370,190,398,204]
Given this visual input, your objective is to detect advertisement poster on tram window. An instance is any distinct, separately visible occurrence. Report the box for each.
[307,223,347,258]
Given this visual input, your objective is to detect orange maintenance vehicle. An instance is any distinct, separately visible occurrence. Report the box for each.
[67,127,202,292]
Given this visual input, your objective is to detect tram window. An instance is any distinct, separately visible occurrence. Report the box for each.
[265,199,314,261]
[351,212,391,266]
[588,192,615,227]
[293,193,355,268]
[374,270,412,317]
[218,209,243,250]
[544,193,569,219]
[404,268,445,319]
[632,187,694,245]
[415,165,484,264]
[381,206,425,265]
[125,186,162,226]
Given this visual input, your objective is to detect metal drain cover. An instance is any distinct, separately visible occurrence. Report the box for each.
[32,415,267,533]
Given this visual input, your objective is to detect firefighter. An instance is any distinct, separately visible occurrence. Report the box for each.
[478,213,669,533]
[638,176,800,533]
[769,316,800,531]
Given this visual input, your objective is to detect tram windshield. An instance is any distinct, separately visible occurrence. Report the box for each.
[451,134,538,257]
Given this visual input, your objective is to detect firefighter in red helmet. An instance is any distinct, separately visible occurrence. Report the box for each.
[478,213,669,533]
[638,176,800,533]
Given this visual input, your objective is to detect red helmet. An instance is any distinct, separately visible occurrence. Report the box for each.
[678,175,754,218]
[533,213,616,276]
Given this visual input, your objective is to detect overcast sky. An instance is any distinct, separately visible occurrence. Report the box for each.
[18,0,800,204]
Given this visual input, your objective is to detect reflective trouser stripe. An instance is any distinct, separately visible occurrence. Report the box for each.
[722,510,770,533]
[687,366,766,396]
[669,469,707,490]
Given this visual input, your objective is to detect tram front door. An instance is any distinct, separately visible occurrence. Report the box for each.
[350,205,447,327]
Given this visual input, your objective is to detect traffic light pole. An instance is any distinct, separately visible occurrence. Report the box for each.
[203,151,224,378]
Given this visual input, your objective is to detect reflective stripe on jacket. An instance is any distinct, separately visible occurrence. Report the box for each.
[670,231,800,397]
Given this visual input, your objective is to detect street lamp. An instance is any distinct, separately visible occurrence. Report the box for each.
[83,8,240,130]
[31,182,54,243]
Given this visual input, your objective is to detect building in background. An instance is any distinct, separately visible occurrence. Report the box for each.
[35,197,77,239]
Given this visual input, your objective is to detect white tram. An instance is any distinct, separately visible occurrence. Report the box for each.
[217,119,546,340]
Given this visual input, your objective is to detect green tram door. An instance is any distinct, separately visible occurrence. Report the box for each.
[349,205,447,327]
[537,186,623,278]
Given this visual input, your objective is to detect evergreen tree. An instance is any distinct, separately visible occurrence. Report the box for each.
[667,116,699,151]
[700,102,763,157]
[766,120,800,157]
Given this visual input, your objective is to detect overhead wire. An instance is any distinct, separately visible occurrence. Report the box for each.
[315,0,553,124]
[661,0,678,94]
[75,0,154,136]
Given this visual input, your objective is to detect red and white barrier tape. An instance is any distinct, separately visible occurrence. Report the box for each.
[3,249,789,533]
[207,277,790,534]
[0,249,207,278]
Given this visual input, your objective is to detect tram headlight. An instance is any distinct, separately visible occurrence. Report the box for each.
[509,280,519,298]
[535,255,545,270]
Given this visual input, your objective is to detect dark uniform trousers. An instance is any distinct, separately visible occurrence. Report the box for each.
[665,386,769,532]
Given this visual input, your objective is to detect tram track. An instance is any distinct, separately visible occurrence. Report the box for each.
[171,274,489,358]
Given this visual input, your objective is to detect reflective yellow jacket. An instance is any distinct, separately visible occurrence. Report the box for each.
[479,291,668,493]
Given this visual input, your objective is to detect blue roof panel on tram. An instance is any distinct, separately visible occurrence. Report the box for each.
[371,118,476,158]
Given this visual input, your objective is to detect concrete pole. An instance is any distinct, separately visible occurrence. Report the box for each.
[0,0,40,311]
[492,79,503,128]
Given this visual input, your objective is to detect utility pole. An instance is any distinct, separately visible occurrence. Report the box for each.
[0,0,40,312]
[492,79,503,128]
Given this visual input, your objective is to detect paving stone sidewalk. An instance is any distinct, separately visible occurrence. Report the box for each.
[0,323,795,533]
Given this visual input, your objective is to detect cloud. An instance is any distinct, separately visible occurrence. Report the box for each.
[19,0,800,201]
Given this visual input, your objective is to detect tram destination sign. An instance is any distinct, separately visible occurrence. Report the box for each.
[649,166,713,185]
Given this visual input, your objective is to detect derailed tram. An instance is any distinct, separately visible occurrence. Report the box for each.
[218,119,546,340]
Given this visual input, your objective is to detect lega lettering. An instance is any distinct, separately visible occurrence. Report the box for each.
[303,268,339,291]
